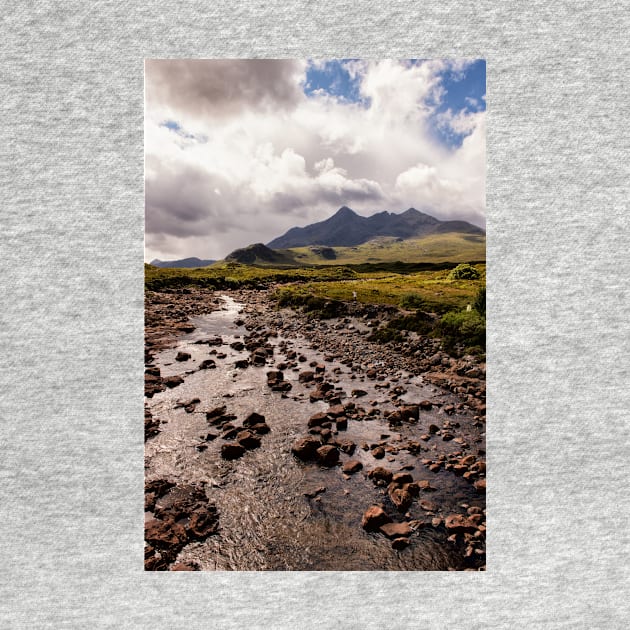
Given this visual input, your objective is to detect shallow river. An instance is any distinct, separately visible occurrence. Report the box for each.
[145,295,484,570]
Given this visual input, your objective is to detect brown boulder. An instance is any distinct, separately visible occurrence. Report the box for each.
[362,505,391,531]
[445,514,477,533]
[243,412,265,427]
[388,487,413,512]
[221,443,246,460]
[291,436,321,461]
[368,467,393,483]
[237,430,261,450]
[175,351,191,362]
[342,460,363,474]
[145,519,187,549]
[379,522,413,539]
[316,445,339,467]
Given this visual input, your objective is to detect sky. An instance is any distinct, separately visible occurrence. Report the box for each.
[145,59,485,262]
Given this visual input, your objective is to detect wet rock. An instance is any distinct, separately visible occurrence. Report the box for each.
[237,430,261,450]
[221,443,246,460]
[249,422,271,435]
[379,522,412,539]
[171,562,199,571]
[351,389,368,397]
[145,519,188,549]
[445,514,477,533]
[308,412,328,428]
[342,460,363,474]
[291,436,321,461]
[362,505,391,531]
[243,412,265,427]
[371,446,385,459]
[368,467,393,483]
[163,376,184,388]
[187,506,219,539]
[392,472,413,485]
[337,439,356,455]
[175,351,191,362]
[316,445,339,467]
[327,405,345,418]
[388,487,413,512]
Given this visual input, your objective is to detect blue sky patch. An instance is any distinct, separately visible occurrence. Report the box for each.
[160,119,208,143]
[304,60,370,107]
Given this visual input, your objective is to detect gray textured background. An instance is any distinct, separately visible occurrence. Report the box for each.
[1,1,629,628]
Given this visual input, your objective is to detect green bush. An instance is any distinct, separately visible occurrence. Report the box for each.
[473,287,486,315]
[448,263,481,280]
[437,309,485,353]
[399,293,425,310]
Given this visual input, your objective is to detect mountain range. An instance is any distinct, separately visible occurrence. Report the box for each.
[149,257,216,268]
[267,206,484,249]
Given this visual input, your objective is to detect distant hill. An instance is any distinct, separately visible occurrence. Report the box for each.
[224,243,297,266]
[267,206,484,249]
[149,257,215,268]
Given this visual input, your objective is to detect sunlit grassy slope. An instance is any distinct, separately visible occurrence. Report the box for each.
[285,233,485,266]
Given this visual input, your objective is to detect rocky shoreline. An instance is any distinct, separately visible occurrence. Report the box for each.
[144,287,486,571]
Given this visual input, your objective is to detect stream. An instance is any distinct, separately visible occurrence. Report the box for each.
[145,295,485,570]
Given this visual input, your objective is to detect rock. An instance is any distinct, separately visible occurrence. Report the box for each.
[445,514,477,533]
[419,500,437,512]
[337,439,356,455]
[187,506,219,539]
[392,472,413,485]
[327,405,345,418]
[243,412,265,427]
[237,430,261,450]
[234,359,249,369]
[400,405,419,422]
[379,522,412,539]
[388,487,413,512]
[474,479,486,493]
[316,445,339,467]
[145,519,187,548]
[308,412,328,428]
[298,371,315,383]
[428,424,439,434]
[362,505,391,531]
[249,422,271,435]
[371,446,385,459]
[171,562,198,571]
[221,443,246,460]
[368,467,393,483]
[351,389,368,397]
[230,341,245,351]
[419,400,433,410]
[335,417,348,431]
[291,436,321,461]
[163,376,184,388]
[175,351,191,362]
[206,406,227,420]
[304,486,326,499]
[342,460,363,474]
[198,359,216,370]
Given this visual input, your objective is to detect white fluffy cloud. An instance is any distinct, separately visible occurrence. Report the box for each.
[145,59,485,261]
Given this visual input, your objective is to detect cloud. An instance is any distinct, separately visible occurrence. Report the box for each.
[145,59,306,120]
[145,59,485,261]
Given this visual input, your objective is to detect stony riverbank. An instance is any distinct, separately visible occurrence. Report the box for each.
[144,287,486,571]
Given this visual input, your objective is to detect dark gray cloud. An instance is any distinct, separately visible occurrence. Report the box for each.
[145,59,304,118]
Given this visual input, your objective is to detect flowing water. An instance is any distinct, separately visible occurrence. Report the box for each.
[145,295,485,570]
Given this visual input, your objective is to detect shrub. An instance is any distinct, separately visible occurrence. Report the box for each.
[399,293,425,310]
[473,287,486,315]
[448,263,480,280]
[437,309,485,353]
